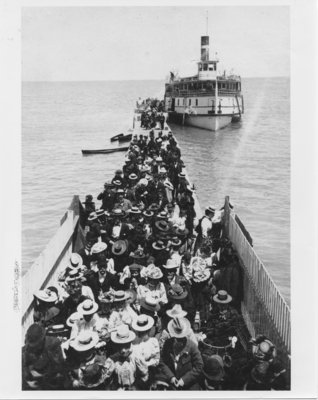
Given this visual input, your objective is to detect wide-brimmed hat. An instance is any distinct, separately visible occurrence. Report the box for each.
[116,188,125,195]
[112,179,122,186]
[143,210,154,218]
[203,355,225,382]
[147,266,163,280]
[139,296,160,313]
[178,172,186,179]
[25,324,46,348]
[111,208,126,218]
[65,269,84,283]
[162,259,178,270]
[96,209,105,218]
[205,206,216,215]
[148,203,160,212]
[70,253,83,269]
[77,299,99,315]
[166,304,187,319]
[111,240,127,256]
[157,211,168,220]
[70,331,99,352]
[112,290,129,302]
[170,237,182,247]
[129,206,141,214]
[154,221,170,232]
[193,269,211,283]
[34,288,58,303]
[167,317,191,339]
[167,284,188,300]
[91,241,107,254]
[139,178,148,186]
[66,312,82,327]
[132,314,154,332]
[152,240,166,250]
[213,290,233,304]
[88,212,98,222]
[111,324,136,344]
[128,173,138,181]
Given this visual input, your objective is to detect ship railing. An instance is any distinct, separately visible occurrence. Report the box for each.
[21,195,86,339]
[223,197,291,367]
[168,90,241,98]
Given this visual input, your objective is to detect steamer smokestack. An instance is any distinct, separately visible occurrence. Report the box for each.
[201,36,209,62]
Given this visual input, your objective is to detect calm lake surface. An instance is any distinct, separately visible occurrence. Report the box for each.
[22,78,290,304]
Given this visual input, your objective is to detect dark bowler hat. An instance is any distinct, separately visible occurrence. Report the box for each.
[203,355,225,382]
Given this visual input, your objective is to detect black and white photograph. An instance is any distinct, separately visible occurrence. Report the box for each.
[0,0,317,397]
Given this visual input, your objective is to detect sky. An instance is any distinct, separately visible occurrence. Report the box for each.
[22,6,290,81]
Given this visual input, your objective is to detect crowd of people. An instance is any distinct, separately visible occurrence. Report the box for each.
[22,112,288,391]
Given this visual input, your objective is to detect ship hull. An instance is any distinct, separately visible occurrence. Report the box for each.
[168,112,238,131]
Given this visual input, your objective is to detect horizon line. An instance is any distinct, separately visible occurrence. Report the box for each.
[22,76,290,83]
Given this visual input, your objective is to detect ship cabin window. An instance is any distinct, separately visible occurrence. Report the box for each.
[195,99,198,106]
[189,99,191,106]
[222,83,225,89]
[203,64,208,71]
[183,98,186,105]
[177,99,179,106]
[199,63,203,71]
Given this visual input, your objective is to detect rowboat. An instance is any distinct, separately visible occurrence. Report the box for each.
[110,133,124,142]
[81,146,130,155]
[22,107,290,388]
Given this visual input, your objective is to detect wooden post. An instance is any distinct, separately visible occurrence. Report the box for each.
[223,195,230,236]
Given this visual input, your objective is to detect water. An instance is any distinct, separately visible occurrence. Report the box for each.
[22,78,290,304]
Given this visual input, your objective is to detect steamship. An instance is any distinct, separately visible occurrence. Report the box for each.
[164,36,244,131]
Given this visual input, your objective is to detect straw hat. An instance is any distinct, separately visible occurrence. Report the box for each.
[65,269,84,283]
[34,289,58,303]
[70,253,83,269]
[157,211,168,220]
[167,284,188,300]
[91,241,107,254]
[112,290,129,302]
[66,312,82,327]
[111,240,127,256]
[111,208,126,218]
[155,220,170,232]
[152,240,167,251]
[166,304,187,319]
[139,296,160,313]
[203,355,225,382]
[96,209,105,218]
[143,210,154,218]
[170,237,182,247]
[132,314,154,332]
[167,317,191,339]
[111,324,136,344]
[88,212,98,222]
[77,299,99,315]
[162,259,178,270]
[128,173,138,180]
[125,289,137,305]
[213,290,232,304]
[70,331,99,352]
[206,206,216,215]
[147,266,163,280]
[129,206,141,214]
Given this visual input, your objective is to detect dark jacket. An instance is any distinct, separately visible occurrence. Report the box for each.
[85,271,118,301]
[159,337,203,388]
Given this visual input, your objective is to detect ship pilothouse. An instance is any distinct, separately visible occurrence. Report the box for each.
[164,35,244,131]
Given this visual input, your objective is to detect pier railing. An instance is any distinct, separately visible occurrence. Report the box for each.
[21,196,85,339]
[223,197,291,365]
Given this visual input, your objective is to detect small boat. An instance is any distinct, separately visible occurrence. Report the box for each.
[110,133,124,142]
[118,133,132,142]
[82,146,129,155]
